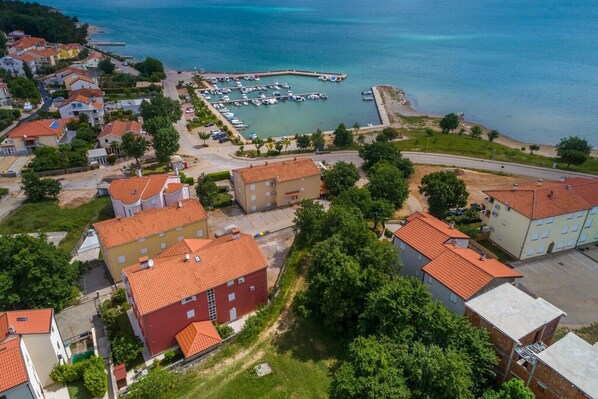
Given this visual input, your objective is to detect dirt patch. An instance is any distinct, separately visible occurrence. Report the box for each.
[58,189,98,208]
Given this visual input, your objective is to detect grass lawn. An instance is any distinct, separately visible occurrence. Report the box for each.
[214,193,233,208]
[555,322,598,344]
[477,239,517,264]
[114,311,145,369]
[0,197,112,252]
[67,380,93,399]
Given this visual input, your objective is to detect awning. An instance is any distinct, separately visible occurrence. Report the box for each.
[284,190,300,197]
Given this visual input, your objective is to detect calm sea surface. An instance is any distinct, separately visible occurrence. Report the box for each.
[40,0,598,144]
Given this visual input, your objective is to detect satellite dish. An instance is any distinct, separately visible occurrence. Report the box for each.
[147,259,154,267]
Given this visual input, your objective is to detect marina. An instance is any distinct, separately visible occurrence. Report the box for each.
[210,92,327,106]
[202,69,347,82]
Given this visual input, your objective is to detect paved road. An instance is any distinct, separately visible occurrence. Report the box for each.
[18,81,52,124]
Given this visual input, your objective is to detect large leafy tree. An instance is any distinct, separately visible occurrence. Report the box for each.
[133,57,166,80]
[143,116,172,136]
[311,128,325,151]
[322,161,360,196]
[296,134,311,150]
[0,234,79,310]
[121,131,147,168]
[419,171,468,219]
[358,141,414,177]
[74,124,96,144]
[152,126,180,163]
[98,58,115,74]
[21,172,61,202]
[127,367,179,399]
[334,187,394,229]
[333,123,353,147]
[439,113,460,133]
[292,200,326,248]
[195,173,219,209]
[555,135,592,167]
[367,162,409,209]
[481,379,535,399]
[140,95,182,123]
[8,77,40,101]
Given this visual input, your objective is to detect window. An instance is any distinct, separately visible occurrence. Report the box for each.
[537,246,544,254]
[546,217,554,224]
[556,242,564,249]
[160,242,166,249]
[57,341,60,349]
[494,204,500,210]
[595,232,598,239]
[139,237,146,243]
[159,231,165,237]
[186,309,195,319]
[118,255,126,264]
[591,207,598,215]
[531,232,539,241]
[585,219,593,228]
[250,184,255,191]
[536,219,543,226]
[197,230,204,237]
[536,380,547,393]
[182,296,196,304]
[541,231,549,239]
[250,286,255,291]
[178,236,184,241]
[228,293,236,302]
[251,195,256,201]
[566,239,574,247]
[227,280,234,287]
[449,292,458,303]
[176,226,182,231]
[527,247,534,256]
[562,226,569,234]
[577,211,584,218]
[140,248,148,254]
[580,233,587,242]
[399,242,406,250]
[572,224,579,232]
[567,213,574,219]
[238,277,245,284]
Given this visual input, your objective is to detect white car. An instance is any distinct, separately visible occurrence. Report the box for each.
[185,108,195,114]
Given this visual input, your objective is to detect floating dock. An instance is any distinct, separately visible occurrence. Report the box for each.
[212,92,325,105]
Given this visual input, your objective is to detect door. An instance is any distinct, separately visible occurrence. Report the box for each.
[547,242,554,253]
[229,307,237,321]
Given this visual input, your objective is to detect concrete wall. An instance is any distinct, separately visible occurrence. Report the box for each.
[486,198,532,259]
[522,211,588,259]
[424,273,466,314]
[577,206,598,247]
[1,383,37,399]
[102,219,209,282]
[21,339,43,399]
[393,237,430,278]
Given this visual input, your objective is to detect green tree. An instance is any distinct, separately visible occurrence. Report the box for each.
[75,125,96,144]
[470,125,483,139]
[311,129,325,151]
[296,134,311,150]
[419,171,469,219]
[555,135,593,167]
[358,141,414,177]
[481,379,536,399]
[111,335,144,365]
[292,200,326,248]
[367,163,409,209]
[143,116,172,136]
[8,77,40,101]
[195,173,219,209]
[528,144,540,155]
[140,95,182,123]
[381,127,399,141]
[121,131,147,168]
[198,131,210,146]
[488,129,500,142]
[357,133,366,146]
[274,141,283,153]
[82,356,108,398]
[322,161,360,196]
[333,123,353,147]
[133,57,166,80]
[0,234,78,310]
[439,113,460,133]
[334,187,393,229]
[368,198,395,229]
[21,172,61,202]
[253,137,264,156]
[128,367,179,399]
[152,126,180,163]
[282,137,292,153]
[98,58,115,74]
[352,122,360,135]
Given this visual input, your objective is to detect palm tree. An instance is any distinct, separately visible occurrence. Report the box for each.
[198,132,210,146]
[253,138,265,156]
[282,138,292,153]
[274,142,283,153]
[266,142,274,155]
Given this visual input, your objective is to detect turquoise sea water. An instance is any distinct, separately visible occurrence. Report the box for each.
[39,0,598,145]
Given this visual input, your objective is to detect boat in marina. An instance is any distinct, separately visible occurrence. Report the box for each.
[222,95,230,101]
[329,76,337,82]
[249,132,258,140]
[361,90,372,95]
[254,76,260,81]
[234,102,241,107]
[320,93,328,99]
[242,94,248,99]
[243,101,249,106]
[272,91,281,96]
[281,83,290,89]
[318,75,328,81]
[251,99,261,106]
[259,93,266,99]
[362,96,374,101]
[269,98,278,104]
[293,95,305,102]
[261,99,270,105]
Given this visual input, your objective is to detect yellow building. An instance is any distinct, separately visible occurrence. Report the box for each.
[94,198,209,282]
[482,178,598,260]
[232,158,321,214]
[58,44,82,60]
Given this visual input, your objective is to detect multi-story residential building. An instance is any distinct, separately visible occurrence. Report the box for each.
[64,74,99,91]
[0,81,10,106]
[122,230,268,356]
[26,49,59,67]
[57,43,82,60]
[1,119,69,155]
[108,174,190,217]
[58,88,104,126]
[0,309,70,398]
[465,283,566,386]
[0,54,36,77]
[8,37,46,54]
[93,198,208,282]
[98,120,144,153]
[44,66,88,86]
[232,158,321,214]
[393,212,522,313]
[80,52,104,68]
[6,30,27,42]
[482,178,598,259]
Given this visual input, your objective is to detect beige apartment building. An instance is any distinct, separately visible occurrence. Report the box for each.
[94,199,208,282]
[232,158,321,214]
[482,178,598,260]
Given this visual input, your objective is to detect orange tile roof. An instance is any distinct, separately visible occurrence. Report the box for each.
[175,321,222,358]
[234,158,320,184]
[422,246,522,300]
[60,88,104,107]
[5,309,53,334]
[94,199,207,249]
[393,212,468,259]
[8,119,67,138]
[65,74,96,85]
[28,48,58,57]
[10,37,45,50]
[0,313,8,341]
[564,177,598,207]
[0,337,28,392]
[155,239,213,258]
[164,183,186,195]
[113,363,127,380]
[108,174,169,204]
[12,53,37,63]
[56,66,88,78]
[98,120,143,139]
[124,233,267,315]
[67,88,104,98]
[484,181,592,219]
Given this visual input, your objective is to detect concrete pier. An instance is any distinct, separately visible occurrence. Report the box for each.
[372,85,390,127]
[202,69,347,81]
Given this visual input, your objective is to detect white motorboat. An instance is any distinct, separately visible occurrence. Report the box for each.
[293,95,305,102]
[243,101,249,106]
[268,98,278,104]
[252,99,261,106]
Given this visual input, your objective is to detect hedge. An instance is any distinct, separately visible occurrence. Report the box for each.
[50,355,107,397]
[206,170,230,181]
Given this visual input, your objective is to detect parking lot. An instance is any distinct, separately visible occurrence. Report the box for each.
[208,204,297,236]
[512,249,598,326]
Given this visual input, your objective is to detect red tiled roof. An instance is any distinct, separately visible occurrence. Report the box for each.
[11,53,37,63]
[108,174,169,204]
[155,239,213,258]
[0,336,28,392]
[94,199,207,249]
[60,88,104,107]
[164,183,185,195]
[176,321,222,358]
[10,37,45,51]
[0,82,7,89]
[55,66,88,78]
[0,313,8,341]
[8,119,67,138]
[564,177,598,207]
[28,48,59,57]
[98,120,143,140]
[113,363,127,381]
[422,246,522,300]
[5,309,53,334]
[65,74,96,85]
[124,233,267,315]
[234,158,320,184]
[483,180,593,219]
[394,212,468,259]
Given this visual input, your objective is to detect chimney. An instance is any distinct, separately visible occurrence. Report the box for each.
[548,190,554,198]
[264,161,268,166]
[449,221,455,229]
[231,228,240,240]
[177,200,183,208]
[139,256,153,269]
[565,184,572,190]
[537,179,543,186]
[250,164,253,168]
[184,253,190,262]
[194,255,202,263]
[559,176,565,182]
[294,157,297,161]
[512,184,518,191]
[116,216,121,222]
[8,325,15,334]
[136,169,142,177]
[479,253,487,261]
[174,166,179,177]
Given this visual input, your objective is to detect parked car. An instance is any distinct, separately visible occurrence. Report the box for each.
[204,121,215,127]
[470,203,482,211]
[218,136,230,143]
[215,224,238,238]
[185,108,195,114]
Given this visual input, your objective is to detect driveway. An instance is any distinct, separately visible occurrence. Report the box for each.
[255,228,295,288]
[512,250,598,327]
[207,204,297,236]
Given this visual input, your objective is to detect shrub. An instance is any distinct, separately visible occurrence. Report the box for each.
[111,288,127,307]
[82,356,107,398]
[206,170,230,181]
[214,323,235,339]
[163,349,177,364]
[0,188,8,199]
[111,335,144,365]
[384,228,393,238]
[107,154,117,165]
